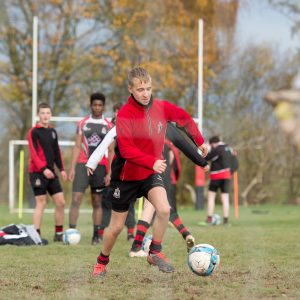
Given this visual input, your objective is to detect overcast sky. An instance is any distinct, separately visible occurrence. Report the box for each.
[236,1,299,53]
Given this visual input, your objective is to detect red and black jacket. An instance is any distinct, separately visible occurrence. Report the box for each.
[27,124,64,173]
[206,143,232,180]
[112,95,204,181]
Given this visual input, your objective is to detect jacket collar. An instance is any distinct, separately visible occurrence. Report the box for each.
[128,94,153,110]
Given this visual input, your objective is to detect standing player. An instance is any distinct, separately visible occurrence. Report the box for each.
[68,93,112,245]
[27,102,67,242]
[92,67,208,277]
[97,102,136,242]
[198,135,235,226]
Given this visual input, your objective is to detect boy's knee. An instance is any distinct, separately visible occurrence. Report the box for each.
[156,206,170,219]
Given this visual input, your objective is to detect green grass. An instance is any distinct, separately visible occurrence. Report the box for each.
[0,203,299,299]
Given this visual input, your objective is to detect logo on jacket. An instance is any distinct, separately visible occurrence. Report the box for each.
[157,122,163,134]
[113,187,120,199]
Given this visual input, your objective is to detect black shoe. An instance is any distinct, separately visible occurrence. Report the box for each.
[53,233,63,242]
[92,236,100,245]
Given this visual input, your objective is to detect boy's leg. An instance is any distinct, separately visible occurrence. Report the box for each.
[129,199,154,257]
[52,192,65,241]
[69,192,84,227]
[207,190,216,223]
[93,210,128,277]
[221,192,230,224]
[91,193,103,245]
[33,195,47,235]
[168,184,195,251]
[147,186,174,273]
[125,202,136,241]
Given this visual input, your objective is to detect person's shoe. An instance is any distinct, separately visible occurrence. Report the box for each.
[53,233,63,242]
[91,236,100,245]
[147,252,175,273]
[186,235,195,253]
[129,248,148,258]
[127,234,134,242]
[92,263,107,277]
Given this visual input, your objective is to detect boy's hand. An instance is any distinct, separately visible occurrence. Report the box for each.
[153,159,167,174]
[199,143,209,157]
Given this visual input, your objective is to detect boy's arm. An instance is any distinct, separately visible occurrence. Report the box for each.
[163,101,208,156]
[166,123,208,168]
[86,126,116,171]
[27,128,47,172]
[68,133,82,181]
[53,129,65,171]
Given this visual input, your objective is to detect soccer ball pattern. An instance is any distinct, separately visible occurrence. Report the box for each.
[63,229,81,245]
[187,244,220,276]
[211,214,222,225]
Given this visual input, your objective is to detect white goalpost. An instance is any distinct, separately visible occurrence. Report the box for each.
[8,16,87,213]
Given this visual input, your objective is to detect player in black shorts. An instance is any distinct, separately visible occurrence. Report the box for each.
[27,102,68,242]
[200,135,234,225]
[68,93,112,244]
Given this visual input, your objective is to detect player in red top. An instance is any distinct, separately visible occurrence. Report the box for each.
[68,93,112,245]
[92,67,208,277]
[27,102,67,242]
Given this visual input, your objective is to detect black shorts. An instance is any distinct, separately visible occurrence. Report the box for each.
[72,163,106,194]
[209,179,230,193]
[29,172,62,196]
[108,174,165,212]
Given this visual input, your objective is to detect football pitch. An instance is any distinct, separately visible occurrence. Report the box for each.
[0,203,299,299]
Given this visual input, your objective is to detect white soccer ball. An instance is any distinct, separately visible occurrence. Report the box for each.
[141,234,152,253]
[211,214,222,226]
[63,229,81,245]
[187,244,220,276]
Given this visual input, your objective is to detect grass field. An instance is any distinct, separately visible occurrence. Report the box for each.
[0,203,299,300]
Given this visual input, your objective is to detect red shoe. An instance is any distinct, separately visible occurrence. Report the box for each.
[147,252,175,273]
[92,263,107,277]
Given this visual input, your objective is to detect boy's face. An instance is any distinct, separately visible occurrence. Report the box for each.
[38,108,52,126]
[128,78,152,106]
[90,99,104,118]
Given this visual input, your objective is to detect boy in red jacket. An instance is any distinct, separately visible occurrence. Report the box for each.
[28,103,67,242]
[93,67,208,277]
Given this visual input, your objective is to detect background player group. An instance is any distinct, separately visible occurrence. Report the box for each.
[27,66,236,275]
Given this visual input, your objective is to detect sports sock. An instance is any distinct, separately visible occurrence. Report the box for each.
[170,213,190,239]
[93,225,101,238]
[98,226,105,239]
[223,217,229,224]
[55,225,63,234]
[97,252,109,265]
[69,224,76,229]
[36,228,41,235]
[207,216,212,223]
[127,227,134,236]
[130,220,150,251]
[149,239,162,254]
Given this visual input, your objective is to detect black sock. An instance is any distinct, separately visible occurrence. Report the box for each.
[223,217,229,224]
[93,225,101,237]
[69,224,76,229]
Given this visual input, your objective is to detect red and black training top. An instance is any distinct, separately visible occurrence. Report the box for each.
[114,95,205,181]
[27,124,64,173]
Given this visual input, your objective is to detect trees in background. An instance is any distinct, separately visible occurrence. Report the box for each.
[0,0,299,204]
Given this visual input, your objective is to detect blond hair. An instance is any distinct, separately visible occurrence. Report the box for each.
[128,67,151,86]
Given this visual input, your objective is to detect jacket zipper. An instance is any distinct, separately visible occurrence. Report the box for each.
[146,108,152,136]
